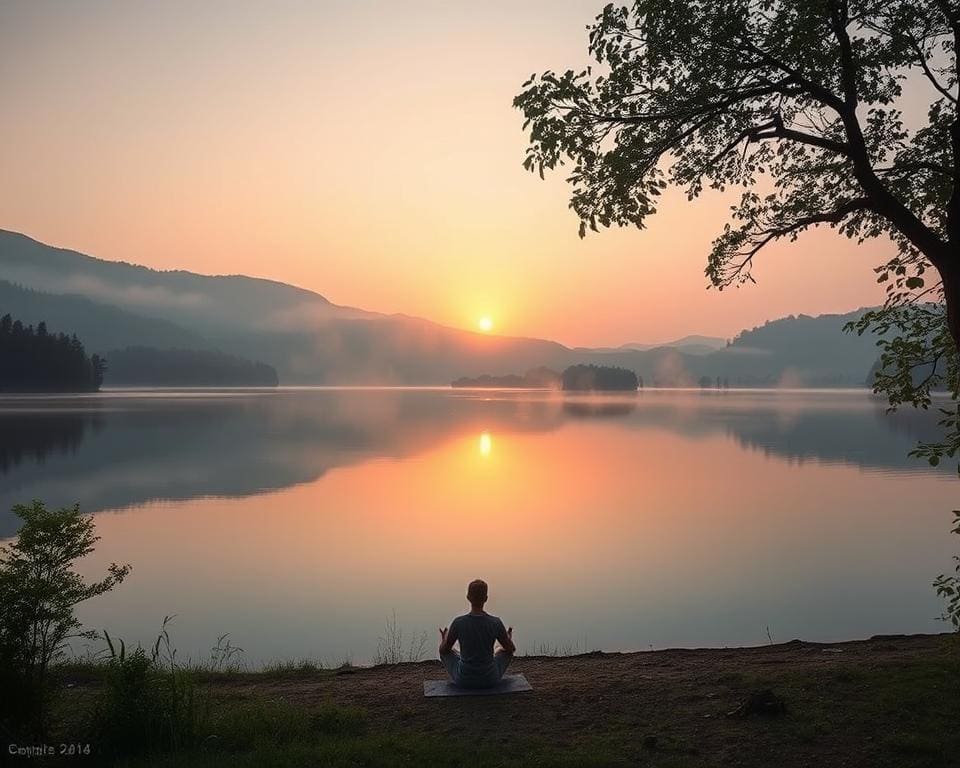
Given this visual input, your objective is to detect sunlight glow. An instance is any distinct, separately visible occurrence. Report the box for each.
[478,316,494,333]
[478,432,492,456]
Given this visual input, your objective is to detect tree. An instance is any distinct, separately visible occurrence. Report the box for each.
[0,501,130,733]
[514,0,960,623]
[514,0,959,350]
[91,353,108,389]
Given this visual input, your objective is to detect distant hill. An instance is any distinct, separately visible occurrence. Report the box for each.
[0,280,206,352]
[0,281,278,387]
[619,334,728,354]
[0,229,374,338]
[0,229,885,387]
[710,310,881,387]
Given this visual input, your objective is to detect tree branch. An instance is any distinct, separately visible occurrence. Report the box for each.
[827,0,859,109]
[753,117,850,155]
[909,33,958,104]
[751,197,875,253]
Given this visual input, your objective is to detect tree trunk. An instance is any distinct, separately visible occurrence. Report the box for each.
[941,257,960,353]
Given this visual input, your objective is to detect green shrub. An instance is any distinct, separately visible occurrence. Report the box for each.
[94,617,210,758]
[0,500,129,737]
[97,638,162,755]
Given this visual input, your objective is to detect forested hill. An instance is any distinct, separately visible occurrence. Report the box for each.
[0,282,280,387]
[0,313,104,392]
[710,310,879,387]
[104,347,278,387]
[0,280,205,352]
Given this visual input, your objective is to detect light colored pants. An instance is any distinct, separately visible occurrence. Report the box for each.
[440,650,512,688]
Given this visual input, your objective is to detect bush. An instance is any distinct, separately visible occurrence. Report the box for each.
[0,501,129,737]
[94,617,210,758]
[97,639,163,755]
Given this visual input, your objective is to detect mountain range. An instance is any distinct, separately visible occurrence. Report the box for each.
[0,229,883,387]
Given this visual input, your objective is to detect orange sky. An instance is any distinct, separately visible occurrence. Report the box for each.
[0,0,889,347]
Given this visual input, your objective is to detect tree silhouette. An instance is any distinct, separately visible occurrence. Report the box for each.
[515,1,957,340]
[562,364,639,391]
[0,313,104,392]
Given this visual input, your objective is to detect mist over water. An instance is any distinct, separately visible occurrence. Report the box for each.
[0,388,954,665]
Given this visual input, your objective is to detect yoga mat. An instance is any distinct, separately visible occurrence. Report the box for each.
[423,673,532,697]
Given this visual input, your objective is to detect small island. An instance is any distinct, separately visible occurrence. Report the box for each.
[561,364,639,391]
[452,364,640,391]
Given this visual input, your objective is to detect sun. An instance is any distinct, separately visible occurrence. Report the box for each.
[478,316,494,333]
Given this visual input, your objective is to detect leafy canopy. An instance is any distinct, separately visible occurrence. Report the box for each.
[514,0,956,294]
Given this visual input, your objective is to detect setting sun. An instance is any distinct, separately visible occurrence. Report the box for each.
[478,316,494,333]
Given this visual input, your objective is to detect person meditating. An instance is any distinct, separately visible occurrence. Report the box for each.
[438,579,516,688]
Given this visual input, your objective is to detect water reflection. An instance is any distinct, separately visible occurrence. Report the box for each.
[0,389,953,538]
[1,389,954,663]
[478,431,492,457]
[0,411,101,473]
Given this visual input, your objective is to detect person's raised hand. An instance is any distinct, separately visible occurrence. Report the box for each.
[439,627,448,641]
[507,626,513,639]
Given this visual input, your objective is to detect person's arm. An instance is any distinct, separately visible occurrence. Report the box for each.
[439,622,458,655]
[497,622,516,655]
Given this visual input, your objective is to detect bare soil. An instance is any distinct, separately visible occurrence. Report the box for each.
[207,633,958,767]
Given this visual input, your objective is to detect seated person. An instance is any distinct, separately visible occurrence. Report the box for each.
[438,579,515,688]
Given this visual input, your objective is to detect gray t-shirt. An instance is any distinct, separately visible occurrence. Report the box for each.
[448,612,506,679]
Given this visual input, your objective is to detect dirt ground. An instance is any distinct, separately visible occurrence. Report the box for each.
[208,633,957,767]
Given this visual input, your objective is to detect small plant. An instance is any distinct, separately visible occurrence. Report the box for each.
[934,511,960,632]
[373,611,428,665]
[150,615,209,751]
[527,640,584,657]
[209,633,245,673]
[98,633,162,755]
[0,500,130,735]
[95,616,211,757]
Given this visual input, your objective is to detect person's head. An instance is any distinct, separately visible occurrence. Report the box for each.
[466,579,488,609]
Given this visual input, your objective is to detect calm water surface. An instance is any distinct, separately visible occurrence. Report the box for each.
[0,388,955,665]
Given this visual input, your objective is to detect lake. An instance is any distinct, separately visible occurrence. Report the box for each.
[0,387,955,666]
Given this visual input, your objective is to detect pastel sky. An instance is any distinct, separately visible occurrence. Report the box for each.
[0,0,890,347]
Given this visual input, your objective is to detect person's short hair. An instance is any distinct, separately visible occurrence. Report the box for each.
[467,579,488,603]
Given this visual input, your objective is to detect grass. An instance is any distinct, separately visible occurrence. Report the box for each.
[721,640,960,768]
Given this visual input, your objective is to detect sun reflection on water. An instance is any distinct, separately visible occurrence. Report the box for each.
[478,431,492,457]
